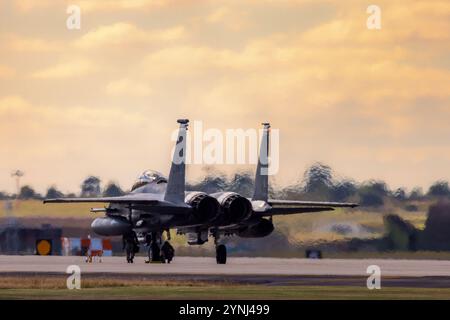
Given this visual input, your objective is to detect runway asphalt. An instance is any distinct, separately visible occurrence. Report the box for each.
[2,255,450,278]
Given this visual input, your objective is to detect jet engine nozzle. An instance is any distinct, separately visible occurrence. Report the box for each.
[185,192,220,223]
[212,192,253,224]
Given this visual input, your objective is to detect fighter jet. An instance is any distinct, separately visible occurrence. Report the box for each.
[44,119,358,264]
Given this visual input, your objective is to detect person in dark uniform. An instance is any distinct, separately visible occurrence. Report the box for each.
[122,231,139,263]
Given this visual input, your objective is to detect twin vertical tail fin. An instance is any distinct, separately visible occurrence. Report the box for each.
[252,123,270,202]
[165,119,269,204]
[164,119,189,204]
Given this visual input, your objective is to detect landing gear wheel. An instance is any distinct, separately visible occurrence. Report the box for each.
[146,241,162,263]
[151,242,161,261]
[216,244,227,264]
[161,241,175,264]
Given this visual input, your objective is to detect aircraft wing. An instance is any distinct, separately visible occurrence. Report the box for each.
[253,199,358,216]
[43,194,161,205]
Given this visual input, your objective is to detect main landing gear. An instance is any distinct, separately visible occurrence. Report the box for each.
[145,230,175,264]
[213,231,227,264]
[216,244,227,264]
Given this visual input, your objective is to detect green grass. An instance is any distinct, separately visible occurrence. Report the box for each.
[2,275,449,300]
[2,285,450,300]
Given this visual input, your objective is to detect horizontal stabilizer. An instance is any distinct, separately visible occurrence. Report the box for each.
[253,199,358,216]
[268,200,358,208]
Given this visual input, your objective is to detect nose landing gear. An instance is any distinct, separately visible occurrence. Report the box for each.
[215,244,227,264]
[161,241,175,263]
[145,231,175,264]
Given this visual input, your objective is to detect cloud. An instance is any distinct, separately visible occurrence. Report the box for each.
[76,0,178,12]
[140,41,278,77]
[73,23,186,49]
[206,6,250,31]
[31,59,96,79]
[105,78,152,96]
[0,94,168,193]
[0,33,61,53]
[3,0,450,191]
[0,65,15,78]
[0,95,147,133]
[12,0,176,12]
[12,0,54,12]
[0,95,30,112]
[142,46,224,76]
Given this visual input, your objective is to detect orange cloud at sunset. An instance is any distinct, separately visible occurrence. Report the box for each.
[0,0,449,194]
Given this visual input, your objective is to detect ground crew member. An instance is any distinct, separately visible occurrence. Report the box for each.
[122,231,139,263]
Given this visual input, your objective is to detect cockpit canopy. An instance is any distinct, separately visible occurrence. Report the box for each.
[131,170,167,192]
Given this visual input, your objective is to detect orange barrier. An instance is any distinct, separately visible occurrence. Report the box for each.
[61,237,113,259]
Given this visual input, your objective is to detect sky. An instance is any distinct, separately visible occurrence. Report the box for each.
[0,0,449,194]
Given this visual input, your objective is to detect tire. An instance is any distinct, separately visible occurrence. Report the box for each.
[305,249,322,259]
[216,244,227,264]
[161,241,175,263]
[149,242,161,262]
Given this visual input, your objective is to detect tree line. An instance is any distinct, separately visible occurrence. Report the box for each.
[1,162,450,207]
[0,176,125,200]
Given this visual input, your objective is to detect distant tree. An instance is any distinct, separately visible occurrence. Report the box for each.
[421,202,450,250]
[332,180,357,202]
[427,181,450,197]
[278,176,303,200]
[393,188,407,201]
[229,172,254,198]
[360,192,384,207]
[302,162,333,193]
[301,162,334,200]
[45,186,64,199]
[280,164,338,201]
[188,174,227,194]
[409,187,424,200]
[81,176,101,197]
[384,214,418,251]
[358,180,389,207]
[103,182,125,197]
[0,191,9,200]
[19,185,37,199]
[368,181,389,197]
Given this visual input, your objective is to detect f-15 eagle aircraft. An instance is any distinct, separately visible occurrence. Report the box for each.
[44,119,358,264]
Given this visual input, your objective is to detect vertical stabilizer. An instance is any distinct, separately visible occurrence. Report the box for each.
[165,119,189,203]
[252,123,270,201]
